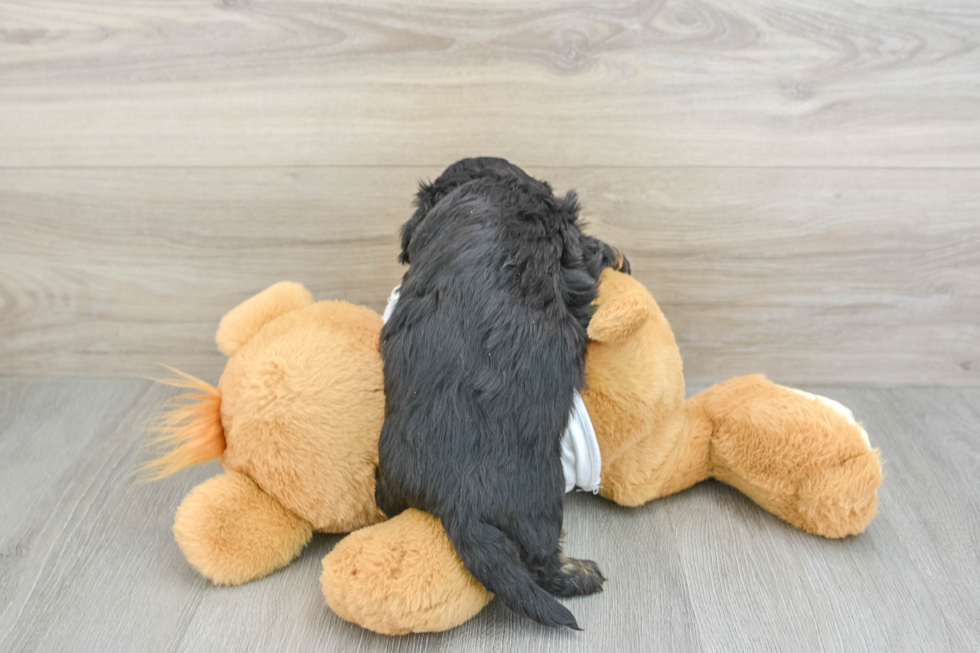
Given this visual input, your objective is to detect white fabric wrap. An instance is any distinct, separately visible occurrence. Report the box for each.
[381,284,601,494]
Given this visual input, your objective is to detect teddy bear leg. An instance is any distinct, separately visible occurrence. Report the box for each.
[321,509,493,635]
[174,470,313,585]
[697,375,883,538]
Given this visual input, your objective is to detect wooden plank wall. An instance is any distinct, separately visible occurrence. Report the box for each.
[1,0,978,385]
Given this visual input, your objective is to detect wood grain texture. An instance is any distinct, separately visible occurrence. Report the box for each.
[0,0,979,168]
[2,379,978,652]
[1,0,978,383]
[1,167,977,384]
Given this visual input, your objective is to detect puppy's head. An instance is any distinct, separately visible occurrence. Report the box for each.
[399,157,550,264]
[400,157,630,280]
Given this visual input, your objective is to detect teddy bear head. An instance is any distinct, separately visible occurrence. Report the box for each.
[213,283,387,532]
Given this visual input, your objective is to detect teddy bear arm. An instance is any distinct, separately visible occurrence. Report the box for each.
[173,470,313,585]
[321,509,493,635]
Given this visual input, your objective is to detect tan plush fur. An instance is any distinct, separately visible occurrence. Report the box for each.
[320,509,493,635]
[149,281,387,588]
[216,281,313,356]
[174,470,313,585]
[217,298,387,532]
[151,270,882,635]
[319,270,882,634]
[581,270,689,505]
[580,271,881,537]
[691,375,881,538]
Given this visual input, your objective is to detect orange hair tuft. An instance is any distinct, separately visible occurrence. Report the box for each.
[139,366,225,481]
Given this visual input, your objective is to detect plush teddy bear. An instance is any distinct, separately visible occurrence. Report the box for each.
[146,270,882,635]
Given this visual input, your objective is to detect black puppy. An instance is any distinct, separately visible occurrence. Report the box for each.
[376,158,627,630]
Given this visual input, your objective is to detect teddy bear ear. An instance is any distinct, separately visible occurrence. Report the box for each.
[587,288,654,343]
[216,282,313,356]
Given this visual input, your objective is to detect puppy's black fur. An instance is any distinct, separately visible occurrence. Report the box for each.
[376,158,626,630]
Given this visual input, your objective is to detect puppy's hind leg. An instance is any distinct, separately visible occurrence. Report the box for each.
[538,552,606,598]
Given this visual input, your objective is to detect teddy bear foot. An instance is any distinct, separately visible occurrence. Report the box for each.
[174,471,313,585]
[695,376,883,539]
[785,388,882,537]
[321,509,492,635]
[795,447,882,538]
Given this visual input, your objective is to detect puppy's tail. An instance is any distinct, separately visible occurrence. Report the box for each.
[138,366,225,481]
[444,515,581,630]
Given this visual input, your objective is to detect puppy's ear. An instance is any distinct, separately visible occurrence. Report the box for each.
[579,233,630,279]
[588,287,654,343]
[400,181,436,264]
[398,209,420,265]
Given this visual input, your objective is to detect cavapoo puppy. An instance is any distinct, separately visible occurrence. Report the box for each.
[375,157,628,629]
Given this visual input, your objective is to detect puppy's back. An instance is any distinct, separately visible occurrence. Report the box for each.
[377,159,608,629]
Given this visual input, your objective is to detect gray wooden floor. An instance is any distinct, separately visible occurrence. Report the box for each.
[1,378,977,653]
